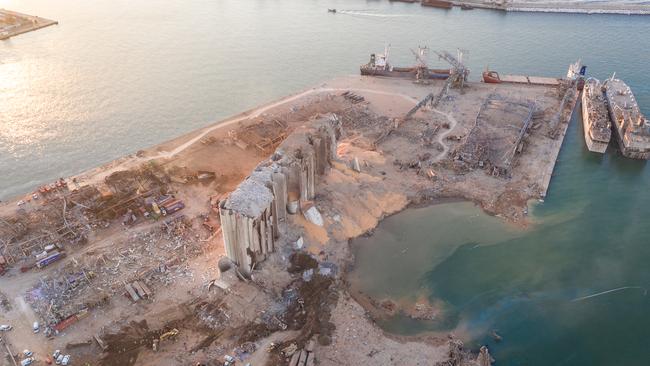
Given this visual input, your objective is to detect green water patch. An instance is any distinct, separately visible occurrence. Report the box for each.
[349,197,650,364]
[348,201,524,302]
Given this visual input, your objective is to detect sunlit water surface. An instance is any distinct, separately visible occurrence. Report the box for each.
[3,1,650,364]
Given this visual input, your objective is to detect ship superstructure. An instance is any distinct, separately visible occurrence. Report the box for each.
[604,78,650,159]
[581,78,611,153]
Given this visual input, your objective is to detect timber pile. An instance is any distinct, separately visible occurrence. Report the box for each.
[219,114,341,276]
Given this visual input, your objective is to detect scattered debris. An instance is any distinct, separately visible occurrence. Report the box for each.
[341,91,365,104]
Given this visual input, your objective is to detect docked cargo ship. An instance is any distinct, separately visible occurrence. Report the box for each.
[421,0,453,9]
[604,78,650,159]
[360,46,450,80]
[581,78,611,153]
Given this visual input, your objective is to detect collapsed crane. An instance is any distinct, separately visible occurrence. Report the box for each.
[435,49,470,91]
[405,48,471,120]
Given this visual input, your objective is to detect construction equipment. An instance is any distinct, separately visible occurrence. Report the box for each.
[159,328,179,342]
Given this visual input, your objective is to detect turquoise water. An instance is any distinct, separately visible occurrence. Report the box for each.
[4,1,650,363]
[2,0,650,200]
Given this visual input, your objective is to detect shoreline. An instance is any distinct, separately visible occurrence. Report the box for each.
[0,74,576,365]
[342,197,524,339]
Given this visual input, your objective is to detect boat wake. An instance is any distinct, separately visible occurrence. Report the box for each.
[571,286,648,302]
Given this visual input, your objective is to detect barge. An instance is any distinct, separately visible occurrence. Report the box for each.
[482,69,560,86]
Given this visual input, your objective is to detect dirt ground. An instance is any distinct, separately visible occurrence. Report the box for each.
[0,75,576,366]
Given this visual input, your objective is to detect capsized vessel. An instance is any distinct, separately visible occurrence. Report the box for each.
[604,78,650,159]
[581,78,611,153]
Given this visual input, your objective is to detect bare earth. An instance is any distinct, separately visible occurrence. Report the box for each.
[0,74,577,366]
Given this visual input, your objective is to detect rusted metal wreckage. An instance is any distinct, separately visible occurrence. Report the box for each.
[219,115,341,275]
[455,95,536,177]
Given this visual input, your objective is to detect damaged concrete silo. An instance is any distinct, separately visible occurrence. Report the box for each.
[219,115,340,275]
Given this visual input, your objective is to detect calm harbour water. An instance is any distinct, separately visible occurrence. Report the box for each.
[3,0,650,364]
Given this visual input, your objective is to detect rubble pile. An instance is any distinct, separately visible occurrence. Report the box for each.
[453,95,535,177]
[339,107,390,132]
[434,339,493,366]
[195,301,231,331]
[230,117,291,155]
[24,262,94,327]
[99,319,183,366]
[421,123,442,147]
[0,162,173,272]
[0,187,97,263]
[92,216,202,290]
[25,215,203,330]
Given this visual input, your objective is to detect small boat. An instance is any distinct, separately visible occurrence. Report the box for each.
[328,8,336,13]
[460,4,475,10]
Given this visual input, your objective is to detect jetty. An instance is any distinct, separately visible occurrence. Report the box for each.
[0,9,57,40]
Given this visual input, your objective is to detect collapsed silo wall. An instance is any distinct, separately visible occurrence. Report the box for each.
[219,115,341,275]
